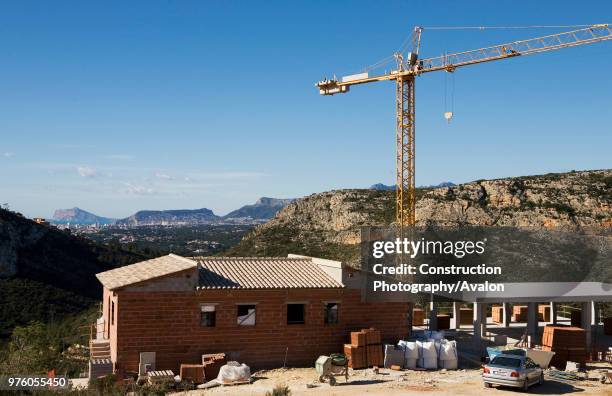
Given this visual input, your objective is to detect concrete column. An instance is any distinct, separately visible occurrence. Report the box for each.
[526,302,539,346]
[502,302,512,328]
[591,301,599,325]
[473,302,487,340]
[582,301,593,348]
[429,301,438,331]
[550,302,558,325]
[452,302,461,329]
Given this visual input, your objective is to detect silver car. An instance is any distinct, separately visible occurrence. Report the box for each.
[483,354,544,391]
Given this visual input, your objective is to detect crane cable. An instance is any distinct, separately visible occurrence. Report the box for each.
[423,24,597,30]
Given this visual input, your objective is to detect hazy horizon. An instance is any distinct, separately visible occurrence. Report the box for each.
[1,1,611,218]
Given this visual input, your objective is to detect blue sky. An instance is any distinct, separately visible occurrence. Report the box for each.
[0,1,610,218]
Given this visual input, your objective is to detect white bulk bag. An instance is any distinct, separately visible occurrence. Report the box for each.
[416,340,438,369]
[397,340,419,359]
[404,358,418,369]
[438,341,458,361]
[441,358,458,370]
[417,341,437,359]
[417,357,438,369]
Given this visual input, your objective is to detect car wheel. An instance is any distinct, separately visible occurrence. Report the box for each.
[484,382,492,388]
[522,379,530,392]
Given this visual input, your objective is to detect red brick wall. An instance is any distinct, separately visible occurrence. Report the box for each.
[102,287,119,362]
[113,288,410,375]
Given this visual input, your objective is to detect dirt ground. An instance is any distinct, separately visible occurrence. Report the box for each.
[172,363,612,396]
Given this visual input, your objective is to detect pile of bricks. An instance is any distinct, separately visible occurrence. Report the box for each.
[459,308,473,326]
[413,308,425,326]
[512,305,528,322]
[179,364,205,384]
[201,353,227,380]
[538,304,551,322]
[541,325,587,368]
[492,306,504,324]
[344,328,382,369]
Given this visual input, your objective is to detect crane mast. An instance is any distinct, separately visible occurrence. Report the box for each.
[316,24,611,227]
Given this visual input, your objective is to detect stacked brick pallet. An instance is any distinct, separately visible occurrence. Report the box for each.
[512,305,528,322]
[492,305,504,324]
[541,325,587,368]
[344,328,383,369]
[459,308,473,326]
[538,304,550,322]
[180,364,205,384]
[201,353,226,380]
[413,308,425,326]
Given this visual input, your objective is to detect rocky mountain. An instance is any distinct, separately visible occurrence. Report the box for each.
[223,197,295,223]
[227,170,612,264]
[116,208,220,226]
[52,207,116,225]
[370,182,455,190]
[0,208,145,336]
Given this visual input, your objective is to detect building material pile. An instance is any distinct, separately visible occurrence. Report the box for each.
[344,344,366,369]
[539,304,551,322]
[392,332,458,370]
[459,308,473,326]
[180,364,205,384]
[345,328,382,369]
[512,305,528,322]
[202,353,227,380]
[413,308,425,326]
[216,361,251,385]
[147,370,174,385]
[492,306,504,324]
[541,325,586,368]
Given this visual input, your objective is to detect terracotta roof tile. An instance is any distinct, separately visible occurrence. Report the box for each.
[197,257,344,289]
[96,254,196,290]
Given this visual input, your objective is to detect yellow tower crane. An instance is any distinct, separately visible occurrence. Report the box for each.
[316,24,612,227]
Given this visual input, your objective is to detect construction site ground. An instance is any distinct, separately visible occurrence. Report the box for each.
[172,362,612,396]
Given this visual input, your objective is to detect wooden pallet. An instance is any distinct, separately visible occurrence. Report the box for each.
[220,379,251,386]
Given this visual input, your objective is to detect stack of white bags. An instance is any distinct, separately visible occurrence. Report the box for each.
[393,337,458,370]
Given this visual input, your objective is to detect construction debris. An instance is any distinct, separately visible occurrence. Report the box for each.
[147,370,174,385]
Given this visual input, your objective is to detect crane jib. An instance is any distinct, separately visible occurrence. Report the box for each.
[315,23,611,226]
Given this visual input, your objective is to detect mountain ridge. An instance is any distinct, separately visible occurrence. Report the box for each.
[52,207,116,225]
[227,169,612,263]
[51,197,295,226]
[223,197,295,222]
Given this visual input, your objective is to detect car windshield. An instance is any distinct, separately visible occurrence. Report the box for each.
[490,356,522,368]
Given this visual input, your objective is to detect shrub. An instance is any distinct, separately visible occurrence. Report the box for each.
[266,384,291,396]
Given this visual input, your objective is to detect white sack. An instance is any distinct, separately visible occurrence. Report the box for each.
[217,362,251,383]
